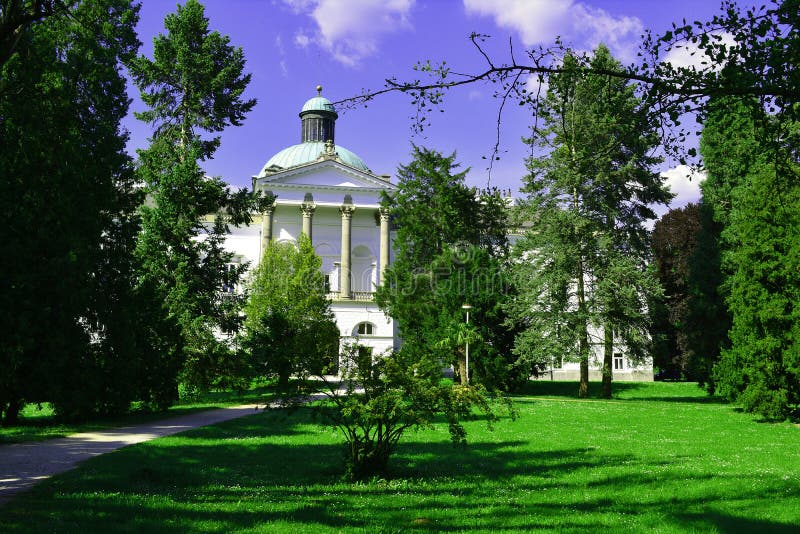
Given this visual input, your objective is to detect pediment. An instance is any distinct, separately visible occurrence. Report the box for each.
[254,160,395,192]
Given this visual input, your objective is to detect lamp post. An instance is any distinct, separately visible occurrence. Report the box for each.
[462,304,472,385]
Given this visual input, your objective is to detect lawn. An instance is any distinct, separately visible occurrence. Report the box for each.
[0,381,278,444]
[1,381,798,533]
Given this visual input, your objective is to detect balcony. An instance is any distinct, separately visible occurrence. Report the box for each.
[326,291,375,302]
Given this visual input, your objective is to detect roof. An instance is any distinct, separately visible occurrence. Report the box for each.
[300,96,337,116]
[259,141,371,175]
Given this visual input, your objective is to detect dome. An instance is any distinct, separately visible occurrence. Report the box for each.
[259,141,371,175]
[301,96,337,116]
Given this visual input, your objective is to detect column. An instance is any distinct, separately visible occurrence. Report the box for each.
[339,195,356,299]
[260,202,275,258]
[301,193,316,241]
[378,207,390,286]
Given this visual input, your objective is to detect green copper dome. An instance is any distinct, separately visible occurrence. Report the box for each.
[260,141,370,174]
[301,96,337,116]
[258,87,371,176]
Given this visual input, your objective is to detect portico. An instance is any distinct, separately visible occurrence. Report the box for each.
[228,87,398,356]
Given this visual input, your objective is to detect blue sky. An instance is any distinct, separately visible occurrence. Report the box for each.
[123,0,766,210]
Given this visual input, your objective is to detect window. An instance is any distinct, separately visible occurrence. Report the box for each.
[613,353,624,370]
[356,322,374,336]
[222,263,239,293]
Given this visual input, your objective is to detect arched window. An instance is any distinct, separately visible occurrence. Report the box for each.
[354,322,375,336]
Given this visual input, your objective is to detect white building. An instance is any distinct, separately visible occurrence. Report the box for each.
[224,87,652,381]
[225,87,397,356]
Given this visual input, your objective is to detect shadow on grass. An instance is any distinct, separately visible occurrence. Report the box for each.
[514,380,726,404]
[2,408,798,533]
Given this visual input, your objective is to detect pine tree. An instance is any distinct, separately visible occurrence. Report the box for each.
[510,45,670,398]
[375,146,517,389]
[130,0,263,394]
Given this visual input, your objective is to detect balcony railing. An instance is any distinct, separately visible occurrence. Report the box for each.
[326,291,375,302]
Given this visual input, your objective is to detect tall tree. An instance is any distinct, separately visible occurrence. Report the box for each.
[0,0,146,422]
[375,145,518,389]
[701,96,800,420]
[243,235,340,390]
[130,0,263,395]
[509,45,669,398]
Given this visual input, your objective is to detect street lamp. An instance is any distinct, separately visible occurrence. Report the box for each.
[462,304,472,385]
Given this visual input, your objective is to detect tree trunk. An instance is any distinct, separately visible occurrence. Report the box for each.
[2,398,21,427]
[457,349,467,385]
[574,186,590,398]
[602,325,613,399]
[577,258,590,398]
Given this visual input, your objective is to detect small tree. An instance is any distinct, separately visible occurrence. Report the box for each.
[322,341,508,481]
[243,235,339,390]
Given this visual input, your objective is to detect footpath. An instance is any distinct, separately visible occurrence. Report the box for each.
[0,404,266,505]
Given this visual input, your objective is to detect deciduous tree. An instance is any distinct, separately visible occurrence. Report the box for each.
[243,235,339,390]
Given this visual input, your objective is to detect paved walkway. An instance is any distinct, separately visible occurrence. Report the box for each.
[0,404,266,505]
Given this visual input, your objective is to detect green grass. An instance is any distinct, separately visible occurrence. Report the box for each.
[2,381,799,532]
[0,381,278,444]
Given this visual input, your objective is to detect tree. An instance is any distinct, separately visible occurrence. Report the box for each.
[375,145,519,389]
[321,341,508,481]
[651,204,703,379]
[130,0,265,396]
[243,235,340,390]
[0,0,156,422]
[508,46,669,399]
[342,1,797,173]
[700,96,800,419]
[0,1,77,69]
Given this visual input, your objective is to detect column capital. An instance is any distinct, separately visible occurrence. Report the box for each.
[300,202,316,217]
[340,204,355,218]
[378,206,391,221]
[263,202,276,215]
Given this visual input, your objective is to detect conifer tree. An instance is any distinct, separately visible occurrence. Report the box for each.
[509,45,669,398]
[376,146,517,389]
[0,0,152,421]
[130,0,264,394]
[701,97,800,419]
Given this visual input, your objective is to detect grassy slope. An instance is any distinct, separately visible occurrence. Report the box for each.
[1,382,798,533]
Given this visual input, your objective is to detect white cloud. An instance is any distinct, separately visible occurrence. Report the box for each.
[275,35,289,77]
[463,0,573,45]
[294,32,311,48]
[661,164,705,209]
[285,0,415,66]
[663,32,736,71]
[463,0,643,62]
[572,4,643,63]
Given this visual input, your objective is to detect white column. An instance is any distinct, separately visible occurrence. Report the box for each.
[260,203,275,258]
[301,193,315,242]
[339,196,355,299]
[378,207,390,285]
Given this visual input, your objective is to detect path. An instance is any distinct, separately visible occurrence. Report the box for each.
[0,403,265,505]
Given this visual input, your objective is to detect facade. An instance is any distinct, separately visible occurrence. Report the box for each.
[224,87,397,356]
